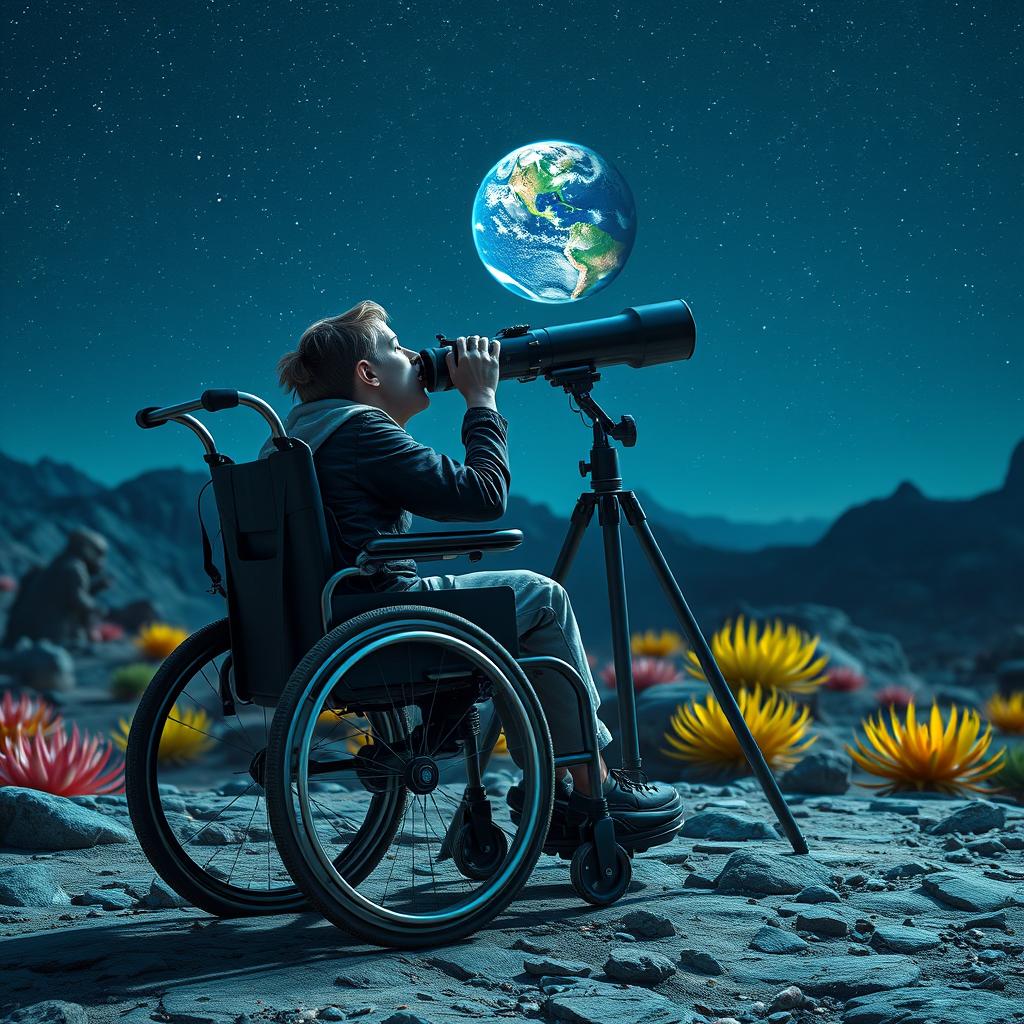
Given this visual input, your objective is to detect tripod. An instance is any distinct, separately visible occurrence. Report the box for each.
[438,364,808,860]
[542,365,807,854]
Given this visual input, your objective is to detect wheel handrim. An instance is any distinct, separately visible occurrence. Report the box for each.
[285,620,545,927]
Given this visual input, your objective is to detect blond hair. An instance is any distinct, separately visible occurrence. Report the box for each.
[277,299,390,402]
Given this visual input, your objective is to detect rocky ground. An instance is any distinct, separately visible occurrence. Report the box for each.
[1,773,1023,1024]
[3,615,1024,1024]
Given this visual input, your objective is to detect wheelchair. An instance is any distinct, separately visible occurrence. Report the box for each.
[124,389,684,948]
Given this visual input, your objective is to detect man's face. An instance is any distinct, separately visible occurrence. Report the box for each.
[355,325,430,426]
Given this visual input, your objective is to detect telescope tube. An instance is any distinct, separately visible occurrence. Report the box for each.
[417,298,696,392]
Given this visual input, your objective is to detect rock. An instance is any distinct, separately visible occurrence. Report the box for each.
[618,909,676,938]
[511,936,550,954]
[868,799,920,816]
[847,888,946,916]
[882,861,931,880]
[0,639,75,692]
[844,985,1024,1024]
[142,877,188,909]
[70,888,134,911]
[603,946,677,985]
[189,822,238,845]
[683,872,717,888]
[381,1014,437,1024]
[921,870,1021,912]
[714,849,833,896]
[869,924,941,953]
[779,749,851,795]
[754,954,921,999]
[0,865,71,908]
[523,956,592,978]
[929,800,1006,836]
[795,908,850,937]
[544,977,700,1024]
[0,787,133,849]
[0,1001,89,1024]
[767,986,806,1013]
[793,884,841,903]
[680,811,776,841]
[966,837,1006,856]
[750,925,809,954]
[105,598,162,634]
[962,911,1008,930]
[2,528,109,649]
[678,948,723,975]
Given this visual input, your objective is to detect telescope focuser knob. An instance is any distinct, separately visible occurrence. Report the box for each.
[579,460,591,477]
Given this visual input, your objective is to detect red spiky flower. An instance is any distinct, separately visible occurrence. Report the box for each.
[600,656,681,692]
[92,621,126,642]
[0,722,125,796]
[824,666,868,692]
[876,685,915,710]
[0,691,63,747]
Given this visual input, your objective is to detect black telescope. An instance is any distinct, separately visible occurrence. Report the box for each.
[416,298,696,393]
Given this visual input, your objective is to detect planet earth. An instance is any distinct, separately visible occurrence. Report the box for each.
[471,140,637,303]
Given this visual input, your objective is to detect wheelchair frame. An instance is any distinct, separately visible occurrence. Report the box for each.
[133,388,645,917]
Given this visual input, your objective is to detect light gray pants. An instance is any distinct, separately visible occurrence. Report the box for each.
[385,568,614,765]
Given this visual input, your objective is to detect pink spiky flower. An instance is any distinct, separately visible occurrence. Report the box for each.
[876,685,915,710]
[600,656,681,692]
[0,691,63,747]
[0,722,125,796]
[824,666,867,692]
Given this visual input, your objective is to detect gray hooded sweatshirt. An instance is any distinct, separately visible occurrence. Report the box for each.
[257,398,400,461]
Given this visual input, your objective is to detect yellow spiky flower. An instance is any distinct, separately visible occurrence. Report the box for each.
[845,702,1006,796]
[113,704,217,764]
[632,628,686,658]
[493,727,509,756]
[661,683,817,776]
[135,622,190,661]
[986,692,1024,735]
[317,708,370,754]
[685,614,829,694]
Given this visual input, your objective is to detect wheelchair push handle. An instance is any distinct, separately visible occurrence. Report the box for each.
[135,390,287,452]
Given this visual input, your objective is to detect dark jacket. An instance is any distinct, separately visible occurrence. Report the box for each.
[312,405,512,593]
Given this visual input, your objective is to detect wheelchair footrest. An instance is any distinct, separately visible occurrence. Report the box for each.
[511,805,686,859]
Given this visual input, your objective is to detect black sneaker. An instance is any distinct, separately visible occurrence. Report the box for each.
[507,769,684,851]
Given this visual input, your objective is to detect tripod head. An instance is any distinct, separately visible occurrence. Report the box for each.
[546,364,637,448]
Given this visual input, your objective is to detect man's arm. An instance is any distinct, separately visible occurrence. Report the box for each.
[344,407,511,522]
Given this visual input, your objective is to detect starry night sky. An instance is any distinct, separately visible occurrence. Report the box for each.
[2,1,1020,523]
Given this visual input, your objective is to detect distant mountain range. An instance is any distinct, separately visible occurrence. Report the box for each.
[629,488,832,550]
[1,441,1020,667]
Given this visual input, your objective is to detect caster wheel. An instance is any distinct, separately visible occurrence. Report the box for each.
[569,841,632,906]
[452,821,508,881]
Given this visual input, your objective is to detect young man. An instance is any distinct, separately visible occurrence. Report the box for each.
[268,300,680,825]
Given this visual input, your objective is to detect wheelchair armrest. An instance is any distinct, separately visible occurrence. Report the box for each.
[358,528,523,565]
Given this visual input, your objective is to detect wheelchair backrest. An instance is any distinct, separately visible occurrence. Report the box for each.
[209,441,332,705]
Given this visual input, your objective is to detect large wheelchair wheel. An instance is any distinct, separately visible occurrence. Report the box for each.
[265,604,555,949]
[125,619,407,917]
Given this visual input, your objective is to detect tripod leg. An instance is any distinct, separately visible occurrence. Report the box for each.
[621,493,809,855]
[550,493,597,583]
[598,494,643,776]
